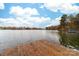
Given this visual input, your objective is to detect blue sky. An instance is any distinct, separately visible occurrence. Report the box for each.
[0,3,62,18]
[0,3,79,27]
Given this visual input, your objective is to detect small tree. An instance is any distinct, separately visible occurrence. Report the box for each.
[60,14,67,30]
[75,14,79,30]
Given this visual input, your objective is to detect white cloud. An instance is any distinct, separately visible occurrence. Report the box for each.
[0,16,52,27]
[0,3,4,9]
[10,6,24,16]
[59,3,79,14]
[40,5,44,8]
[7,6,53,27]
[1,0,79,27]
[0,18,21,27]
[0,11,52,27]
[0,18,33,27]
[10,6,39,16]
[0,4,65,27]
[16,16,51,27]
[43,0,79,14]
[26,17,50,23]
[47,16,61,27]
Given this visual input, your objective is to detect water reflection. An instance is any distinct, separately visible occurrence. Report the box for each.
[0,30,79,52]
[0,30,60,52]
[59,31,79,50]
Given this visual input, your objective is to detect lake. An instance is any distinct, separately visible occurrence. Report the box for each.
[0,30,79,52]
[0,30,60,52]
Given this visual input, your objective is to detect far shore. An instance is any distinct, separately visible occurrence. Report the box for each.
[0,40,79,56]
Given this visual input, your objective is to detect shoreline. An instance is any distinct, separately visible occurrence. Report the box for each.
[0,40,79,56]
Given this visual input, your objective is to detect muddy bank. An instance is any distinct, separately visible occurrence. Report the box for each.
[0,40,79,56]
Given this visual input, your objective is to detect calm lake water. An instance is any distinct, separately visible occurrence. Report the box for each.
[0,30,79,52]
[0,30,60,52]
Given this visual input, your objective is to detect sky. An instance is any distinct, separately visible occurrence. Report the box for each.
[0,0,79,28]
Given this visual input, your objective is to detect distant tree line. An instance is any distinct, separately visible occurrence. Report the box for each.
[59,13,79,31]
[46,13,79,31]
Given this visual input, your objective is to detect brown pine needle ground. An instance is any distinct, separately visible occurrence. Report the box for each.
[1,40,79,56]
